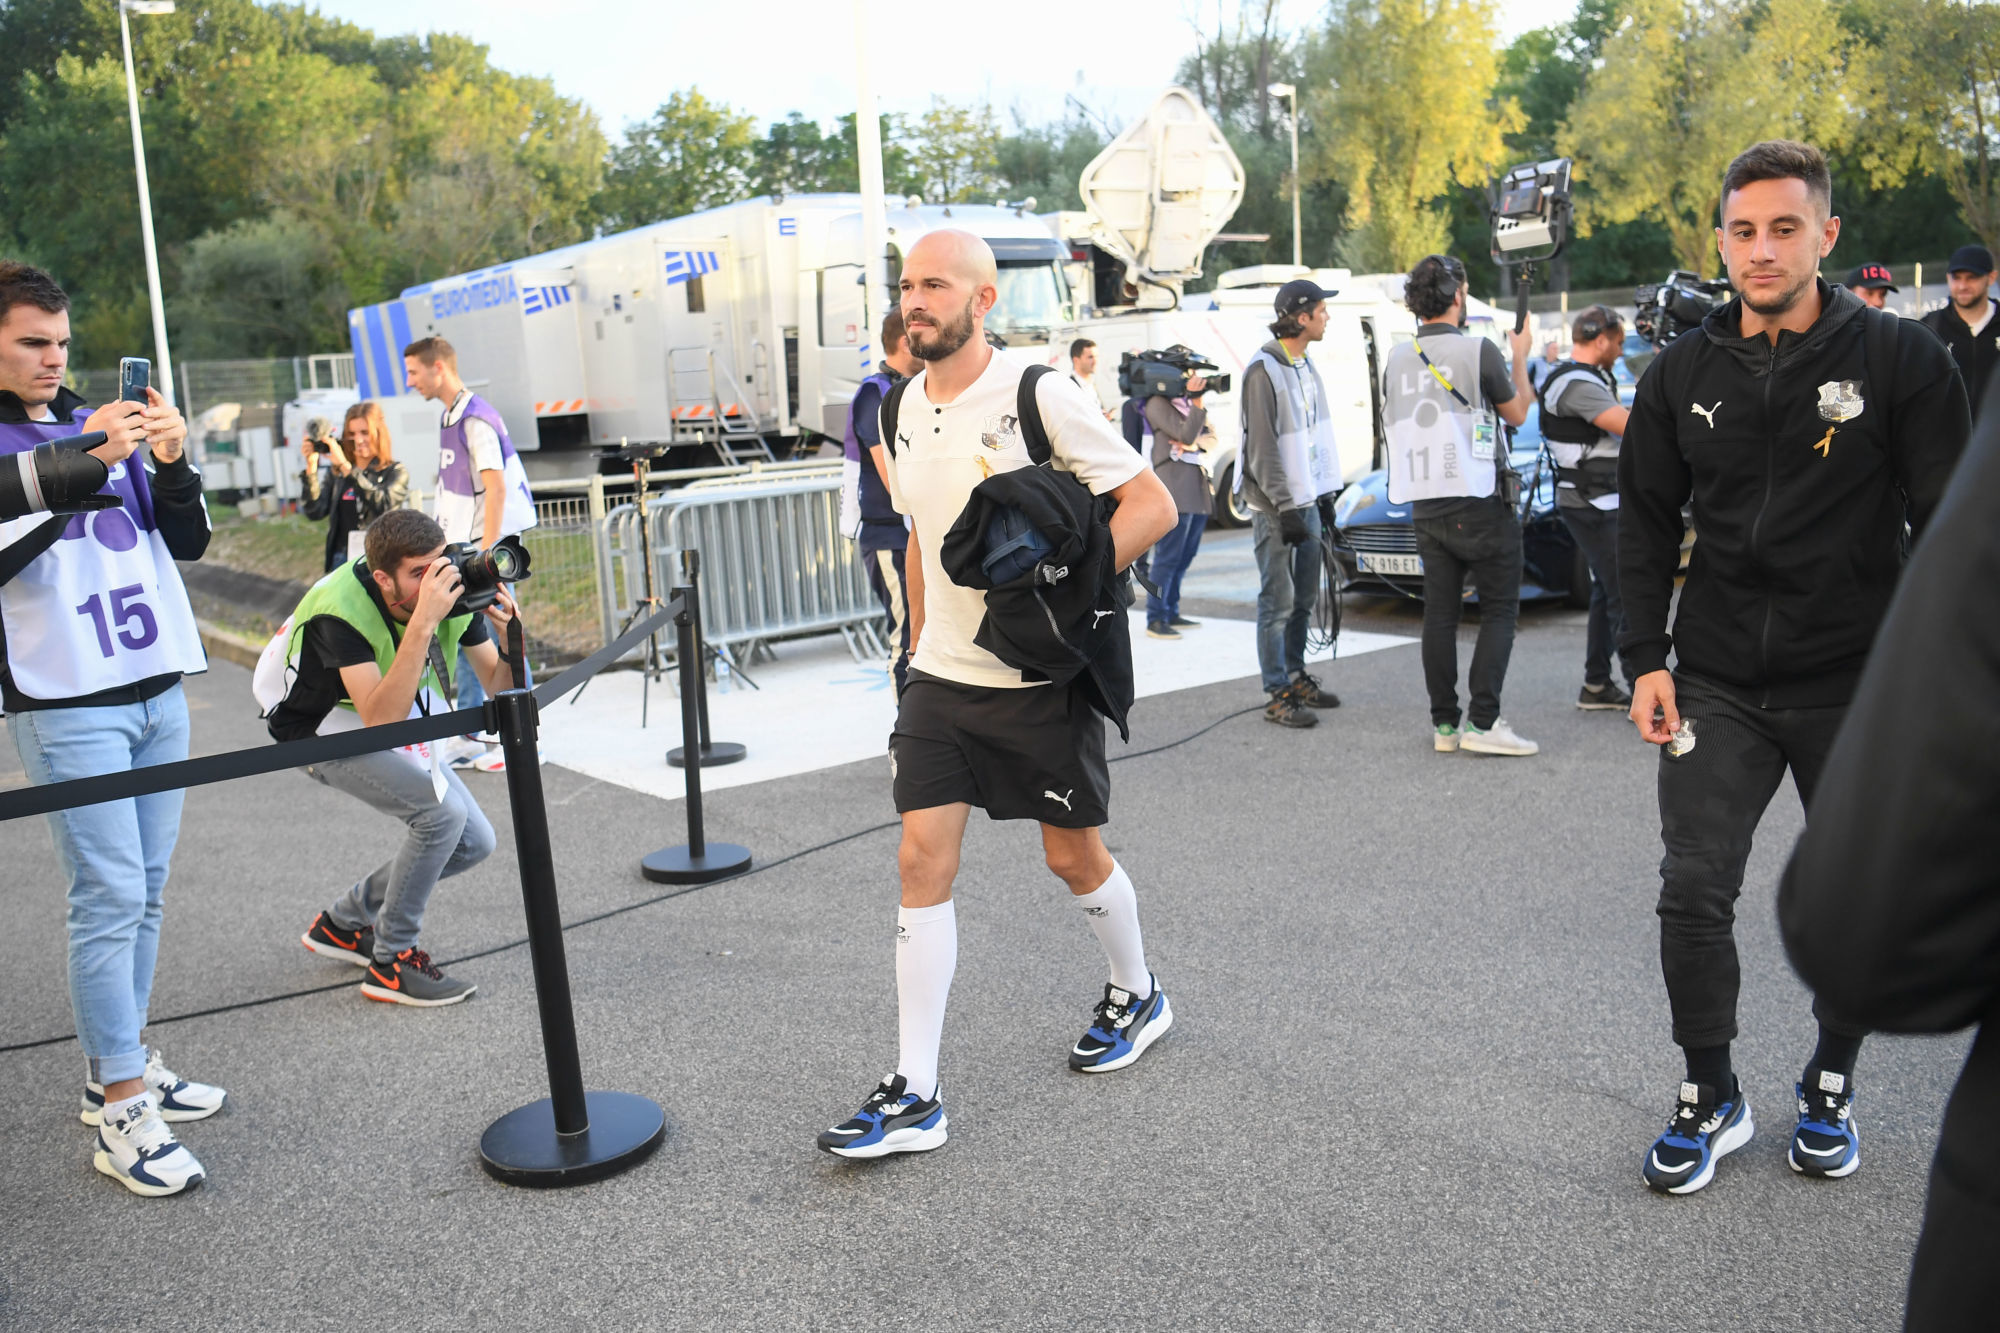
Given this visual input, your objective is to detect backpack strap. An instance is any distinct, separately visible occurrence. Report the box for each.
[1861,305,1899,444]
[880,377,911,458]
[1017,364,1056,466]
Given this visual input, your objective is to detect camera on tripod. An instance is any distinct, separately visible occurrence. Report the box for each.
[442,534,532,616]
[1117,346,1229,400]
[1634,271,1733,347]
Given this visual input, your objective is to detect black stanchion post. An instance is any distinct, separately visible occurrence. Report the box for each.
[479,687,666,1186]
[666,548,746,769]
[642,595,752,884]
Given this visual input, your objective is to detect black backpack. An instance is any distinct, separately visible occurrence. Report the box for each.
[881,364,1056,466]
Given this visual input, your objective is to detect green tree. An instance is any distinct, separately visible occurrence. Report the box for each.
[1306,0,1524,272]
[1561,0,1851,276]
[992,112,1105,213]
[594,89,757,230]
[176,213,348,357]
[905,99,1001,203]
[1849,0,2000,254]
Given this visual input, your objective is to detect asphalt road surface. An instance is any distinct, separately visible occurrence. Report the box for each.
[0,533,1964,1332]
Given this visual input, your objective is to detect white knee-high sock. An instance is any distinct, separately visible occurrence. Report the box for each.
[1076,861,1151,998]
[894,900,957,1101]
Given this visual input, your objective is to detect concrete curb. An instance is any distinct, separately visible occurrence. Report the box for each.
[198,619,266,670]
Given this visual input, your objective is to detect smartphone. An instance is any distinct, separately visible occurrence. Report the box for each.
[119,357,151,404]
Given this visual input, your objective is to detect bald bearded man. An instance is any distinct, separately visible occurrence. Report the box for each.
[816,231,1179,1159]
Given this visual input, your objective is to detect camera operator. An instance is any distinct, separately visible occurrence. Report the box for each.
[1619,140,1969,1196]
[1383,254,1537,756]
[270,508,515,1007]
[1920,244,2000,419]
[1240,279,1344,728]
[1538,304,1635,712]
[0,261,223,1198]
[300,403,410,574]
[402,336,535,769]
[1140,362,1215,640]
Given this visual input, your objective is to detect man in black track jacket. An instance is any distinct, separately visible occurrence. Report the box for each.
[1618,140,1970,1198]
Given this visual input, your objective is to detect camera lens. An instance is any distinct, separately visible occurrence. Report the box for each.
[488,543,524,581]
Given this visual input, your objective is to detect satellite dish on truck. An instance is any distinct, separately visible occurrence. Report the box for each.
[1076,86,1245,309]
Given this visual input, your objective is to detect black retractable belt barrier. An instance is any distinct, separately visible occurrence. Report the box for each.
[478,685,665,1186]
[666,548,746,769]
[641,587,753,885]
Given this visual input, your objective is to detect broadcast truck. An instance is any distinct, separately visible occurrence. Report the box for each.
[344,197,1072,480]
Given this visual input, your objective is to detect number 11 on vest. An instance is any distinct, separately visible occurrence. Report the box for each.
[75,584,160,657]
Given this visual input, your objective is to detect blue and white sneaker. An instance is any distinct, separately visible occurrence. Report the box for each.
[1069,975,1173,1073]
[93,1094,205,1197]
[81,1047,226,1126]
[1790,1069,1860,1178]
[816,1075,947,1159]
[1643,1080,1754,1194]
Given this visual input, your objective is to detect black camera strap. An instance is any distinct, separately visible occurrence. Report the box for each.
[1414,341,1473,408]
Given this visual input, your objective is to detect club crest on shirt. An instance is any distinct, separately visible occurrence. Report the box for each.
[1816,380,1864,423]
[980,414,1019,451]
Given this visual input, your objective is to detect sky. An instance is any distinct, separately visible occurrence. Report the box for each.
[303,0,1580,140]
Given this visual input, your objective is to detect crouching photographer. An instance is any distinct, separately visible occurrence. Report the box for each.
[259,508,518,1007]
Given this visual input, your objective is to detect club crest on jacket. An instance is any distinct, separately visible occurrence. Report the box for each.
[1816,380,1865,423]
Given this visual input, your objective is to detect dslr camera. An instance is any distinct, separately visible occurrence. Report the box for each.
[1634,271,1733,347]
[441,534,532,616]
[0,431,118,522]
[1117,345,1229,400]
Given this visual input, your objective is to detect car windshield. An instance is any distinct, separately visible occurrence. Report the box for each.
[989,261,1068,337]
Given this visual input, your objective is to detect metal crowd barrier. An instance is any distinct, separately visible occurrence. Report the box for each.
[597,470,889,666]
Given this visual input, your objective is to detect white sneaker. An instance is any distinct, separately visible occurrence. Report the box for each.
[1434,724,1461,752]
[440,736,486,770]
[1460,718,1539,756]
[471,745,543,774]
[93,1095,205,1197]
[81,1047,227,1125]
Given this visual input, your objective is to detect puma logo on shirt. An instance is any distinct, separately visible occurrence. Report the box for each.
[1690,402,1721,428]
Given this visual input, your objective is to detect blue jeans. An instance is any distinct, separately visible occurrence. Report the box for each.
[1148,513,1207,624]
[9,686,190,1085]
[1251,507,1322,693]
[307,750,496,960]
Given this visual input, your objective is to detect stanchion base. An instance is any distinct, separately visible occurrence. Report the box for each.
[641,842,752,884]
[666,741,747,768]
[479,1090,666,1188]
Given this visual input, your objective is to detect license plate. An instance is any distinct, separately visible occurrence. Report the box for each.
[1359,552,1423,576]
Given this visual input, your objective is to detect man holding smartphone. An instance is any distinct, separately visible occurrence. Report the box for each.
[0,261,222,1198]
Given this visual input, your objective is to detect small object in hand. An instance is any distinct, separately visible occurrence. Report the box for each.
[1667,718,1697,757]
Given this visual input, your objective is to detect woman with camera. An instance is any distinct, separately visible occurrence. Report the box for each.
[300,402,411,572]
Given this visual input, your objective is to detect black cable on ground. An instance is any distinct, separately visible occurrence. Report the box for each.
[0,699,1267,1056]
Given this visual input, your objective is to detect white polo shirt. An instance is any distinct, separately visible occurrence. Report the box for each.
[880,348,1144,689]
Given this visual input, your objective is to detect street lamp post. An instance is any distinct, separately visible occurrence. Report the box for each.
[1269,83,1301,268]
[119,0,176,405]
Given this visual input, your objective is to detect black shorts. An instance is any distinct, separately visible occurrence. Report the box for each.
[890,670,1110,827]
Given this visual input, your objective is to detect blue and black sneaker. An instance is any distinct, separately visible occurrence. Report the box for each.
[1069,975,1173,1073]
[1643,1080,1754,1195]
[815,1074,947,1159]
[1790,1069,1860,1178]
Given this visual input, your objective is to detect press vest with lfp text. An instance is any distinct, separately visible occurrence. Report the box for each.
[1383,332,1499,503]
[436,394,536,545]
[1238,349,1341,502]
[0,408,206,699]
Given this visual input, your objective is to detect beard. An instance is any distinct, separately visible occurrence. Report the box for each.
[905,295,978,361]
[1739,270,1815,319]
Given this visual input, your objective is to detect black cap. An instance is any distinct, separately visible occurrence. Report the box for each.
[1845,263,1898,292]
[1274,278,1339,316]
[1948,244,1995,275]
